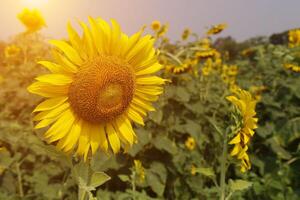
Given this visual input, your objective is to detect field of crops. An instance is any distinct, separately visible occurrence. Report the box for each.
[0,5,299,200]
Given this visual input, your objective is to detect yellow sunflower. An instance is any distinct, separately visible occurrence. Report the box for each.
[133,160,145,183]
[181,28,191,41]
[195,49,217,60]
[151,20,161,31]
[171,63,190,74]
[284,63,300,73]
[226,89,258,172]
[185,136,196,151]
[207,23,227,35]
[28,17,166,160]
[18,8,46,32]
[288,29,300,48]
[4,45,21,58]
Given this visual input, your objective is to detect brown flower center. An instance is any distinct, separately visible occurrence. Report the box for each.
[69,55,135,123]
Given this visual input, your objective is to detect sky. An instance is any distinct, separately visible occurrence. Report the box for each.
[0,0,300,42]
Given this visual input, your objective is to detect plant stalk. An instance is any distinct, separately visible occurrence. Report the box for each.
[220,130,228,200]
[16,162,24,198]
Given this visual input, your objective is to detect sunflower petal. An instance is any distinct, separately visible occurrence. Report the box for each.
[115,116,135,145]
[35,74,73,85]
[49,40,83,66]
[33,97,68,112]
[106,123,120,153]
[127,107,144,126]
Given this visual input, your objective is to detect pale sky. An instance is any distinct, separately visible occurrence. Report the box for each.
[1,0,300,41]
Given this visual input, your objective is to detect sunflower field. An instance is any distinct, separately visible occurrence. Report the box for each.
[0,6,300,200]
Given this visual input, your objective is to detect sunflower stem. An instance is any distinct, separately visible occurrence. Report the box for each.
[131,171,137,200]
[16,162,24,198]
[160,50,183,65]
[78,160,92,200]
[220,130,228,200]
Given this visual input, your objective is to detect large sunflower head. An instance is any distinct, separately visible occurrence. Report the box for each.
[28,17,166,160]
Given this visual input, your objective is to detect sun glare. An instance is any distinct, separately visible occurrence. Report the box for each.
[21,0,49,8]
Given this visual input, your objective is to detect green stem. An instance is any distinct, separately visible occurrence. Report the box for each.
[225,192,233,200]
[160,50,183,65]
[131,171,137,200]
[79,161,92,200]
[220,131,228,200]
[16,162,24,198]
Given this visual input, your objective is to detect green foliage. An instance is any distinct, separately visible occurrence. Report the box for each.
[0,31,299,200]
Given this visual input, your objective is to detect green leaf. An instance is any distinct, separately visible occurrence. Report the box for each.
[90,171,110,188]
[176,87,190,102]
[229,179,253,192]
[146,162,167,196]
[194,167,215,177]
[153,134,177,155]
[118,174,130,183]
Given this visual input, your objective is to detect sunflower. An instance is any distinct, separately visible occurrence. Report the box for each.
[133,160,145,183]
[226,89,258,172]
[28,17,166,160]
[151,20,161,31]
[181,28,191,41]
[206,23,227,35]
[195,49,217,60]
[284,63,300,72]
[171,62,191,74]
[288,29,300,48]
[157,24,169,37]
[4,45,21,58]
[185,136,196,151]
[18,8,46,32]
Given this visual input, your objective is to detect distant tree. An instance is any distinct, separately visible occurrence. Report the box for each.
[213,36,239,59]
[269,31,288,45]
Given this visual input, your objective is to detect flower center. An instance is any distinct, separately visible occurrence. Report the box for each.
[69,55,135,123]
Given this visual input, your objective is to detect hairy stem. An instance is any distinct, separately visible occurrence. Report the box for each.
[16,162,24,198]
[220,131,228,200]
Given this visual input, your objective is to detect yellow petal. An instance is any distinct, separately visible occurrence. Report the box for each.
[76,121,90,157]
[35,74,73,86]
[96,18,111,54]
[136,63,163,76]
[129,104,147,116]
[127,107,144,126]
[98,125,109,152]
[109,19,121,55]
[79,20,95,58]
[230,144,241,156]
[229,133,241,144]
[106,123,120,154]
[34,116,60,129]
[52,50,79,73]
[37,61,72,74]
[135,91,159,102]
[88,16,104,54]
[44,109,75,143]
[27,82,69,98]
[136,76,166,85]
[33,97,68,112]
[33,102,69,121]
[132,97,155,111]
[67,22,82,55]
[121,30,143,57]
[62,119,82,152]
[49,40,83,66]
[89,123,101,155]
[136,85,163,95]
[115,116,135,145]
